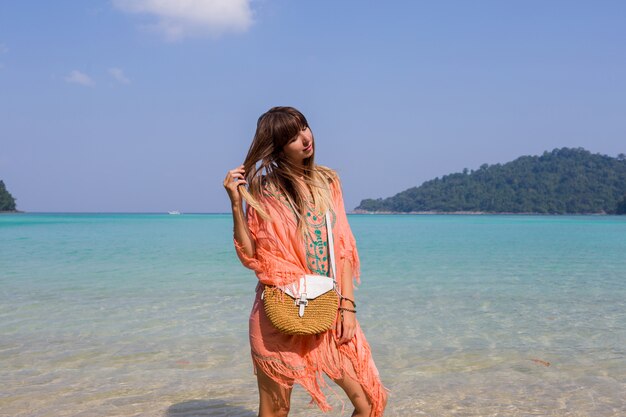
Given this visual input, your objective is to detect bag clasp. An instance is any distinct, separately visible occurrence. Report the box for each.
[296,293,308,317]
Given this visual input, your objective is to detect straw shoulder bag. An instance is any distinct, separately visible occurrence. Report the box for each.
[261,211,340,335]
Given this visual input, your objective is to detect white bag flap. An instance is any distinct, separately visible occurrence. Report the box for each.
[281,274,334,300]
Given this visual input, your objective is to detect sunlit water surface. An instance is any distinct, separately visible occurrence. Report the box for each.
[1,213,625,416]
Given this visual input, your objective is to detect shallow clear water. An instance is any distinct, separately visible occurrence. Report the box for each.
[1,213,625,416]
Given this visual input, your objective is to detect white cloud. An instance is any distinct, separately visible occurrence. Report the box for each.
[112,0,253,41]
[65,70,95,86]
[108,67,131,84]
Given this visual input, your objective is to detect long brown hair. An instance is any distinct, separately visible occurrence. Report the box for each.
[238,106,336,232]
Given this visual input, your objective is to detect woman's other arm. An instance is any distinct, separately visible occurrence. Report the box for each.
[336,258,357,345]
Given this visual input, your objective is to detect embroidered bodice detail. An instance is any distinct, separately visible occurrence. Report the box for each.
[304,204,336,276]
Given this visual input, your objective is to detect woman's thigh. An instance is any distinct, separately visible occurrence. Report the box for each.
[333,372,371,413]
[330,356,380,416]
[256,367,294,417]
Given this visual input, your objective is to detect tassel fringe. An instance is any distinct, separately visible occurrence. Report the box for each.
[251,327,387,417]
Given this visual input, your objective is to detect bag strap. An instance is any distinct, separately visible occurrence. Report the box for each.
[325,210,337,284]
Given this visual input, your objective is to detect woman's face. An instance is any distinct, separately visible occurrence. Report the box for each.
[282,126,314,165]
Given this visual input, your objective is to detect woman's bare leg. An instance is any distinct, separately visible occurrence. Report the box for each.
[332,371,373,417]
[256,367,293,417]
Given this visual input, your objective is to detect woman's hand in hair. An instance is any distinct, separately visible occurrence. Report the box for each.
[223,165,246,206]
[225,165,256,260]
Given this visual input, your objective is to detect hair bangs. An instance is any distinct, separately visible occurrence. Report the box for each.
[261,108,309,150]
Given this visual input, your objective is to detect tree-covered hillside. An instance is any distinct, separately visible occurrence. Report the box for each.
[356,148,626,214]
[0,180,17,212]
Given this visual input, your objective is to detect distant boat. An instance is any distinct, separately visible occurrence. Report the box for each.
[168,210,181,215]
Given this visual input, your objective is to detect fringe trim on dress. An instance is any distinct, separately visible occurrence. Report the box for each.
[251,327,387,417]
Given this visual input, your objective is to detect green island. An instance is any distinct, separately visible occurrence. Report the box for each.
[356,147,626,215]
[0,180,18,212]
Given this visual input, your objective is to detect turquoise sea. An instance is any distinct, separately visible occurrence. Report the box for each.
[1,213,625,417]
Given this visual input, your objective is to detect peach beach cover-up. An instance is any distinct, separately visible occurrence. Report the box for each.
[234,177,387,417]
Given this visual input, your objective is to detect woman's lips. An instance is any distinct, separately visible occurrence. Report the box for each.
[304,144,312,151]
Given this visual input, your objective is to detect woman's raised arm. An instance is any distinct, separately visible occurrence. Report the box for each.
[223,165,255,259]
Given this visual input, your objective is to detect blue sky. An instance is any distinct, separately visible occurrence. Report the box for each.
[1,1,625,212]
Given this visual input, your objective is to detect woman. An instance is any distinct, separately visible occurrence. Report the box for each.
[223,107,386,417]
